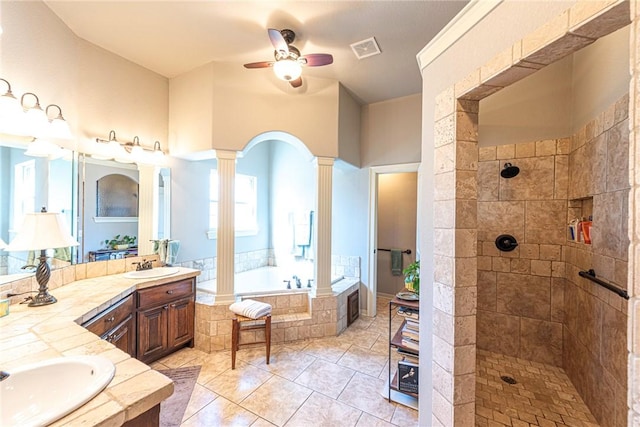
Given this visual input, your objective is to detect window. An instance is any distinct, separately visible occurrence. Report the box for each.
[208,170,258,238]
[13,160,35,230]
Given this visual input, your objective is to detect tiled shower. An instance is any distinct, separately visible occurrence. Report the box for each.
[475,94,630,425]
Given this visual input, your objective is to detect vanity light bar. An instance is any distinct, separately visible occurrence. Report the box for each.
[94,130,165,164]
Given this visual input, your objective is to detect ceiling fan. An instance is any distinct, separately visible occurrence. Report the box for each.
[243,28,333,88]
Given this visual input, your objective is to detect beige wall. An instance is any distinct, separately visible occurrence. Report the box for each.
[338,84,362,167]
[360,93,422,167]
[376,172,418,296]
[478,25,629,147]
[1,1,169,154]
[169,61,342,158]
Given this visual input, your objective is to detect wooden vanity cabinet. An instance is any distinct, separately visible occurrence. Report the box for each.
[136,278,195,364]
[83,294,136,358]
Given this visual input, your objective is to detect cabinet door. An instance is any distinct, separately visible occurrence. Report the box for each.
[105,314,136,358]
[137,305,169,363]
[168,297,195,349]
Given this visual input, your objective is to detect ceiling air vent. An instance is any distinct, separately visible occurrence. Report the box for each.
[350,37,381,60]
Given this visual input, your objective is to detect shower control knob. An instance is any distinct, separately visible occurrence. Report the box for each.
[495,234,518,252]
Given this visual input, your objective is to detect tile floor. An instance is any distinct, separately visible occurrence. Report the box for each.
[153,297,599,427]
[476,349,599,427]
[152,296,418,427]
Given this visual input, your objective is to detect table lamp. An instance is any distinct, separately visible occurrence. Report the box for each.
[5,208,78,307]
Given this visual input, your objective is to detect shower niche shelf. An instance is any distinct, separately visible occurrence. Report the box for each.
[567,197,593,244]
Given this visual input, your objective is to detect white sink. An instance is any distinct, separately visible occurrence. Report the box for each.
[123,266,180,279]
[0,355,115,427]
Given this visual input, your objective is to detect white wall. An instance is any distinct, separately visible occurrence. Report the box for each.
[338,84,362,167]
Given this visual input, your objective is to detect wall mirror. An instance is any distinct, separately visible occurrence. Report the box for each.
[0,138,76,282]
[1,141,171,284]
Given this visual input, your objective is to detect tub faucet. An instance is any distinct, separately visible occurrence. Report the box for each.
[307,279,313,288]
[283,279,291,289]
[293,275,302,289]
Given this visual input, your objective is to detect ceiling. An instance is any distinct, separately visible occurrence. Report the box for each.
[43,1,468,105]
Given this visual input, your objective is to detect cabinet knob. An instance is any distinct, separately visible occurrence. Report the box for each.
[166,290,174,294]
[106,316,115,323]
[170,303,176,308]
[163,305,169,310]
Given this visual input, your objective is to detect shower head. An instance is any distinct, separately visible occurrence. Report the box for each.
[501,163,520,178]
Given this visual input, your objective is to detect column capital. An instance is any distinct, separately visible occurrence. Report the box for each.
[314,157,335,167]
[216,150,237,161]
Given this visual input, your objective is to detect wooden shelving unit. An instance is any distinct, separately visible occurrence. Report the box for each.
[387,296,419,409]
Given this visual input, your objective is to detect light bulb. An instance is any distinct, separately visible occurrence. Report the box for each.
[273,59,302,81]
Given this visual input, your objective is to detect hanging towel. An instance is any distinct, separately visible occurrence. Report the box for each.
[391,249,403,276]
[229,299,272,319]
[167,240,180,265]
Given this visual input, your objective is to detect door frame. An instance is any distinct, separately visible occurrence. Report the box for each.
[366,162,420,317]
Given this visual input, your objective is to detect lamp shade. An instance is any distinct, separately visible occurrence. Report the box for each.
[5,212,78,251]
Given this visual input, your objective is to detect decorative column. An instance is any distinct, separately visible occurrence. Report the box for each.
[137,164,159,257]
[215,150,236,304]
[314,157,334,297]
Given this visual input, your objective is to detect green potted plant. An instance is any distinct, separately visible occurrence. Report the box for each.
[402,260,420,295]
[105,234,136,250]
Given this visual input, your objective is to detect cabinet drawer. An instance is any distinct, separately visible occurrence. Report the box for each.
[137,279,194,308]
[83,294,134,337]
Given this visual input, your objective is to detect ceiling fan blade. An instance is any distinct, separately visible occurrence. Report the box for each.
[268,28,289,55]
[300,53,333,67]
[289,77,303,88]
[243,61,274,69]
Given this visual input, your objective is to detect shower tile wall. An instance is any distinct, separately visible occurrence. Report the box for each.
[477,93,630,426]
[563,94,629,427]
[477,139,568,367]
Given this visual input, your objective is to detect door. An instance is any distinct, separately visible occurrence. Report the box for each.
[137,305,168,363]
[168,297,195,348]
[106,314,136,358]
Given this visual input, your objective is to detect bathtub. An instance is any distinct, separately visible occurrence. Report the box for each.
[196,265,344,297]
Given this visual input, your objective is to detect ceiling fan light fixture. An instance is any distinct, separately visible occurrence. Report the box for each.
[273,59,302,81]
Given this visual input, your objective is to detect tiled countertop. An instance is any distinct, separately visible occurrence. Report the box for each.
[0,267,201,426]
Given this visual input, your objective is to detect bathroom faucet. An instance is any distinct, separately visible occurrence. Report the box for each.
[293,275,302,289]
[0,370,9,381]
[134,259,153,271]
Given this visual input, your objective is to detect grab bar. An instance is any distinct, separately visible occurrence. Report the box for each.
[578,269,629,300]
[376,248,411,254]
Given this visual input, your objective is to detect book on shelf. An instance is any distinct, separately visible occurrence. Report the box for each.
[401,336,419,351]
[404,318,419,332]
[398,360,419,394]
[398,347,419,359]
[397,306,419,321]
[398,349,419,364]
[401,324,419,342]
